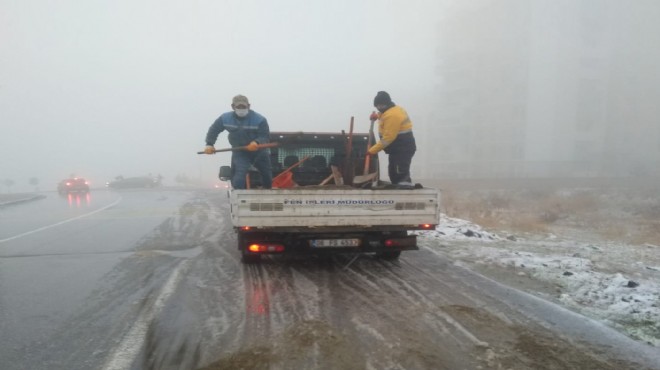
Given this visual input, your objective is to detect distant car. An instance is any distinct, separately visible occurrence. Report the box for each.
[58,178,90,194]
[106,176,161,189]
[213,181,230,189]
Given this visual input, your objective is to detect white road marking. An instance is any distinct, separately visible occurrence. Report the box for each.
[101,259,191,370]
[0,197,122,244]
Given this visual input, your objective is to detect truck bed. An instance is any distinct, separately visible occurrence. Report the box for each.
[230,188,440,229]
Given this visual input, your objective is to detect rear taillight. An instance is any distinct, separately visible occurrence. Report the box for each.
[384,239,398,247]
[420,224,435,230]
[66,182,72,186]
[241,226,251,231]
[248,243,285,253]
[384,238,416,248]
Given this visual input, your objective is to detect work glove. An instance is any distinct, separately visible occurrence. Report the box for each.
[246,141,259,152]
[369,111,379,121]
[368,146,379,155]
[204,145,216,154]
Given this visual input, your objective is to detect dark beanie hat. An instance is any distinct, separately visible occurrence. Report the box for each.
[374,91,393,106]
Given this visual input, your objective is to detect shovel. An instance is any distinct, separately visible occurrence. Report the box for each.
[319,165,344,186]
[352,172,377,185]
[272,155,310,188]
[353,115,378,185]
[197,142,278,154]
[343,116,354,185]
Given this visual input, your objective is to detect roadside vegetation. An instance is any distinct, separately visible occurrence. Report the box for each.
[426,177,660,246]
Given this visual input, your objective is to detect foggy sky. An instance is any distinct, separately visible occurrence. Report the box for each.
[3,0,660,192]
[1,0,442,191]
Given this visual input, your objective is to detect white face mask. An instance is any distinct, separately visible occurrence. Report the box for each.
[235,108,249,117]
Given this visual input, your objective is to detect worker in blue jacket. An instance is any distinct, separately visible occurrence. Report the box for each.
[204,95,272,189]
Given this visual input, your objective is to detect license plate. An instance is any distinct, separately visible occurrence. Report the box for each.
[310,238,360,248]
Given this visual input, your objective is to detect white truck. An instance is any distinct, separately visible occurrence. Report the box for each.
[219,131,441,263]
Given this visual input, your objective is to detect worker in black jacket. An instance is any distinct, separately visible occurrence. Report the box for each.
[368,91,417,188]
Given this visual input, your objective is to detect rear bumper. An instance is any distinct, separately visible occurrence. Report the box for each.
[238,230,418,256]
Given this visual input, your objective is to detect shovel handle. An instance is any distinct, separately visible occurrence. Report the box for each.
[272,155,310,182]
[363,154,372,176]
[363,118,376,175]
[197,142,278,154]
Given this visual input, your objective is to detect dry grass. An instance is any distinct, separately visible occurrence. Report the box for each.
[435,180,660,244]
[630,220,660,246]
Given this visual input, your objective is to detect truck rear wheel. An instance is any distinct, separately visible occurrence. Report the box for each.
[377,251,401,260]
[241,250,262,264]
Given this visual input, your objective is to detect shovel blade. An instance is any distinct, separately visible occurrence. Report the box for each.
[352,172,377,184]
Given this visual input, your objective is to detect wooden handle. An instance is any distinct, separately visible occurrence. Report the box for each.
[197,142,278,154]
[362,119,375,175]
[272,155,310,182]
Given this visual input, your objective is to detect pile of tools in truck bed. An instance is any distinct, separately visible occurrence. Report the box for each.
[268,116,379,189]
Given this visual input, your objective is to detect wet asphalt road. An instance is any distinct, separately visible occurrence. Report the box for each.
[0,189,658,370]
[0,189,193,369]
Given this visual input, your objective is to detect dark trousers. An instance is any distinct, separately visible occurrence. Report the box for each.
[388,149,415,185]
[231,150,272,189]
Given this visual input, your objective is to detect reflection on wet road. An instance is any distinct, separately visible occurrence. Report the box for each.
[0,189,194,370]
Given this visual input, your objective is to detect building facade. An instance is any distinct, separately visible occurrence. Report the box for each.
[424,0,660,179]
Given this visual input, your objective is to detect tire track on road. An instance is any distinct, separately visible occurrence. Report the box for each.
[101,259,192,370]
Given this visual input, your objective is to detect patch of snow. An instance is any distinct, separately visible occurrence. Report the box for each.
[415,214,503,241]
[417,214,660,347]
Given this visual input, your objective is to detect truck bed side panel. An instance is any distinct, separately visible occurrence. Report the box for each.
[230,189,440,228]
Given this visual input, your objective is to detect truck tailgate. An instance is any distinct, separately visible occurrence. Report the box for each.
[230,188,440,228]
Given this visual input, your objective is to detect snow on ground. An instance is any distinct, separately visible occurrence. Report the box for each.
[417,214,660,347]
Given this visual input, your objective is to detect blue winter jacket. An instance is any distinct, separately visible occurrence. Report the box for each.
[205,110,270,147]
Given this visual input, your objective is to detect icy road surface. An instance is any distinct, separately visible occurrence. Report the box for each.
[1,190,658,370]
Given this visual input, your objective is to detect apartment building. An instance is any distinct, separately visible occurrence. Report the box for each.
[424,0,660,178]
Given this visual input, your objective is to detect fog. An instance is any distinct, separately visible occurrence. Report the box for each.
[2,0,659,192]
